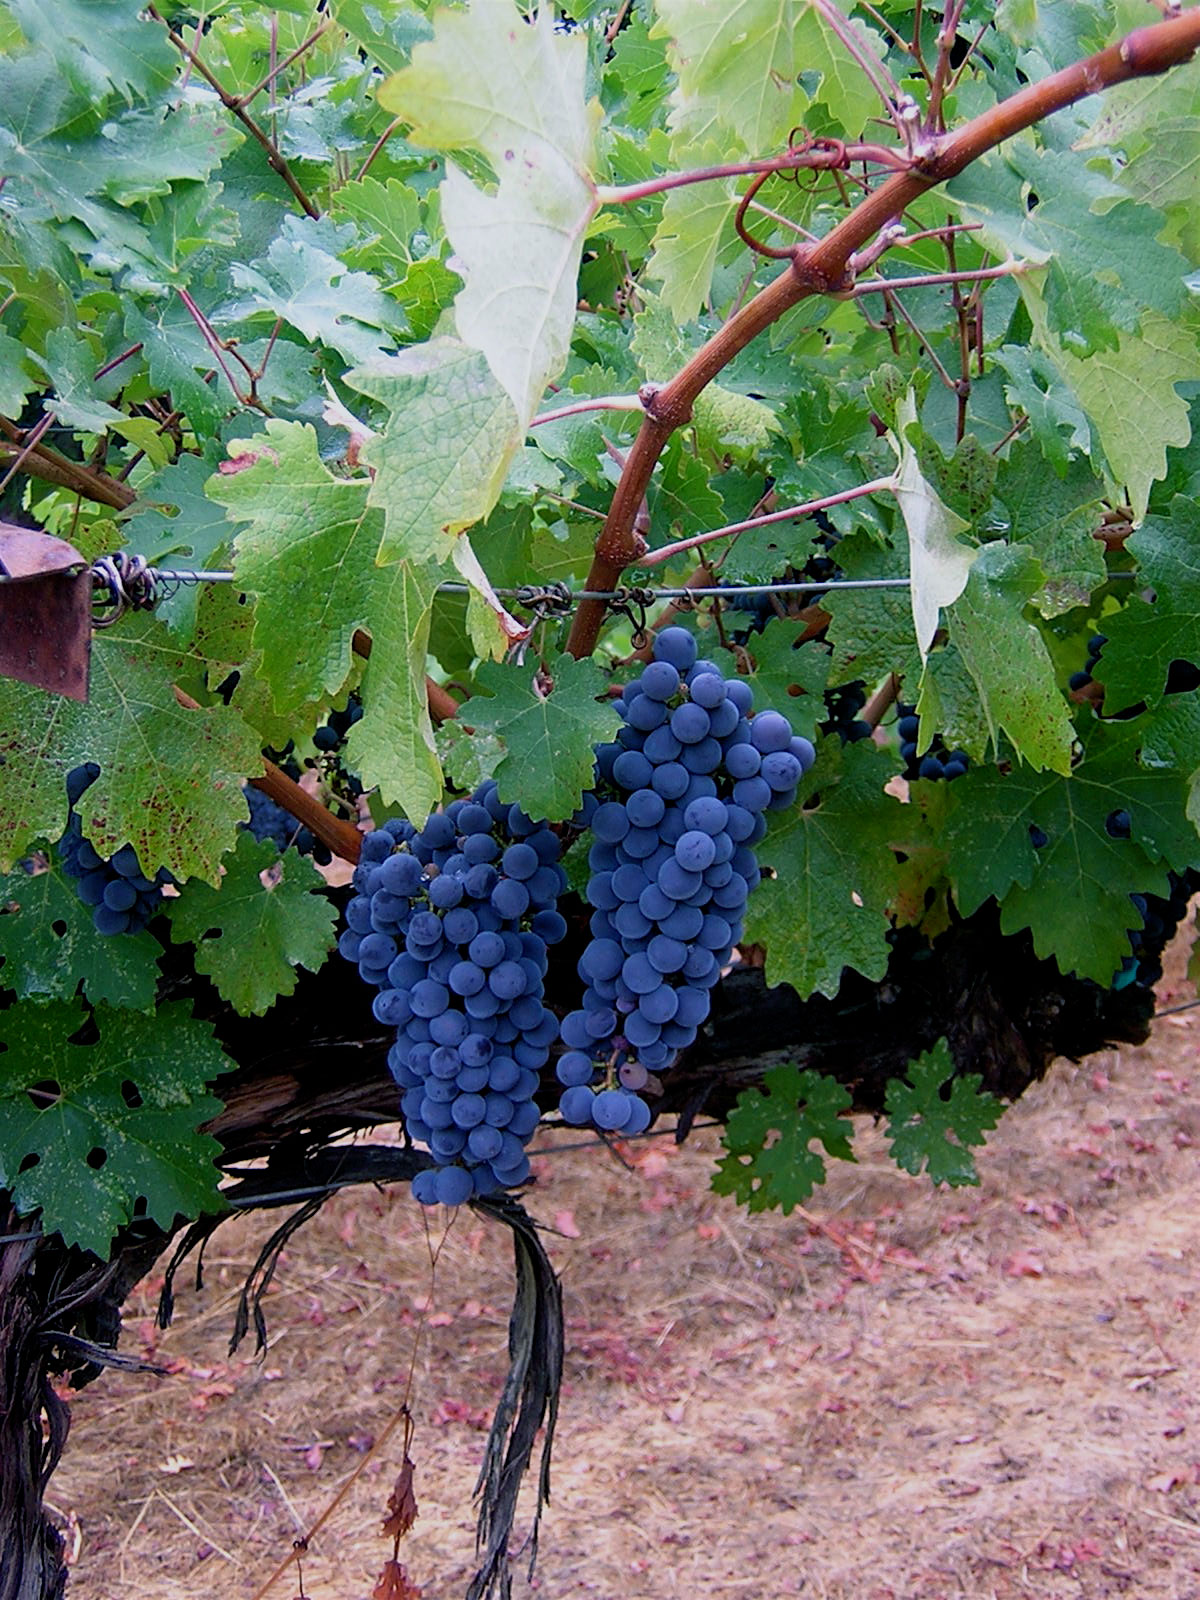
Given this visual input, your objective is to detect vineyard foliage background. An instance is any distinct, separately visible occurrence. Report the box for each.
[2,0,1200,1255]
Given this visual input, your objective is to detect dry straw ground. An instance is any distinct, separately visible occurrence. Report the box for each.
[54,946,1200,1600]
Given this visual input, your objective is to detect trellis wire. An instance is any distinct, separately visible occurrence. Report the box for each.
[91,563,1137,609]
[87,553,923,638]
[91,562,912,603]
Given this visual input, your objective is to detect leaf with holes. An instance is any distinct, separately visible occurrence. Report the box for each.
[0,1000,231,1254]
[166,832,337,1017]
[0,856,160,1010]
[712,1064,855,1214]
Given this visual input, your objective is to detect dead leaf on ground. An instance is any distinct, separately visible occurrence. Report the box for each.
[1001,1250,1045,1278]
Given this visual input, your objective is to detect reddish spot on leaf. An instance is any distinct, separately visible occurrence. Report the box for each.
[219,446,279,474]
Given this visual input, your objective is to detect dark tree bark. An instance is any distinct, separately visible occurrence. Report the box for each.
[0,1223,68,1600]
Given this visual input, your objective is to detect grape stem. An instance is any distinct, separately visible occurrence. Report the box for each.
[636,477,897,570]
[564,6,1200,659]
[861,673,902,732]
[171,686,364,863]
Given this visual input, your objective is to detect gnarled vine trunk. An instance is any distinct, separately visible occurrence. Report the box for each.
[0,1229,68,1600]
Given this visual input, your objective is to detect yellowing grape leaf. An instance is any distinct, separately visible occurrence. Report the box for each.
[347,339,520,568]
[889,393,973,659]
[379,0,600,426]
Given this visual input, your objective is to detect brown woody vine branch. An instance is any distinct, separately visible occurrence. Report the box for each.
[249,761,363,862]
[147,5,320,220]
[0,422,136,511]
[565,7,1200,659]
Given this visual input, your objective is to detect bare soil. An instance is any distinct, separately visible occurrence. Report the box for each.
[54,959,1200,1600]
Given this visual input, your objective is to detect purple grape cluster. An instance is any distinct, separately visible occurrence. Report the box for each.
[57,763,172,935]
[558,627,815,1134]
[337,782,567,1207]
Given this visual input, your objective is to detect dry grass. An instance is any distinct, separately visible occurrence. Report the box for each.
[53,954,1200,1600]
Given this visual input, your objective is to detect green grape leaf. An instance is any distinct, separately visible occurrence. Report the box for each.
[380,0,600,426]
[123,302,230,439]
[652,0,807,155]
[0,58,238,274]
[744,623,830,742]
[745,737,905,998]
[693,383,778,459]
[712,1063,855,1215]
[6,0,176,100]
[646,159,737,323]
[1038,308,1198,522]
[166,832,337,1017]
[914,644,993,766]
[333,0,432,73]
[1141,692,1200,834]
[941,718,1196,982]
[347,340,520,567]
[437,720,504,794]
[917,433,997,524]
[946,543,1074,773]
[823,534,923,694]
[333,175,424,272]
[992,343,1090,475]
[992,444,1107,616]
[652,0,881,156]
[885,1039,1002,1187]
[792,3,887,135]
[0,617,261,885]
[463,654,618,822]
[1098,498,1200,709]
[123,450,232,555]
[948,143,1188,355]
[647,439,724,545]
[0,328,37,416]
[1078,72,1200,252]
[207,420,443,824]
[228,215,403,366]
[38,327,126,433]
[0,857,160,1011]
[0,1000,230,1255]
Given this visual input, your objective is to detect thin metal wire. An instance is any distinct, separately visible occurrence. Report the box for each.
[435,577,914,599]
[107,567,911,600]
[94,564,1136,609]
